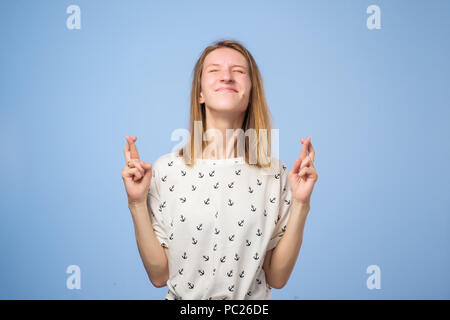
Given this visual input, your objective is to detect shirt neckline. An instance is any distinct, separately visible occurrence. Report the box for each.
[196,156,245,166]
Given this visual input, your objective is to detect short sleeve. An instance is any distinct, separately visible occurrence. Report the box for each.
[146,164,170,249]
[267,161,292,251]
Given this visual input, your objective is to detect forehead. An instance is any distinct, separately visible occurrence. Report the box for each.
[203,47,248,68]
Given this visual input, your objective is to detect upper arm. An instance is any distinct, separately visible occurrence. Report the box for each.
[263,249,284,289]
[263,249,273,274]
[155,247,170,288]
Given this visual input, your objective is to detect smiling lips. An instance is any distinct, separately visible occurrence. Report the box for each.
[216,87,238,93]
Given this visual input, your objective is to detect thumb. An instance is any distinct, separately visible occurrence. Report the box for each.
[140,161,152,172]
[290,157,302,175]
[140,161,153,186]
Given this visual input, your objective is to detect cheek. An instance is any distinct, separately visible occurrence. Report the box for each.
[244,80,252,98]
[243,77,252,91]
[202,77,216,91]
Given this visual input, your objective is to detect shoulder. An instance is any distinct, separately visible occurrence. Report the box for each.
[253,156,288,176]
[271,157,288,170]
[152,151,182,171]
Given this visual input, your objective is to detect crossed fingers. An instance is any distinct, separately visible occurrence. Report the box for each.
[124,136,145,181]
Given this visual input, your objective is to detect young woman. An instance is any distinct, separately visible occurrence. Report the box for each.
[121,40,318,300]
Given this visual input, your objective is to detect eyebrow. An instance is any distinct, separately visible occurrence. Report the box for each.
[205,63,247,69]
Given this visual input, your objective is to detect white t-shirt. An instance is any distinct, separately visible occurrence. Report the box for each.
[146,151,293,300]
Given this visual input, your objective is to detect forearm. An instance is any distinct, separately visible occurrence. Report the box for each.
[269,200,310,288]
[128,202,169,287]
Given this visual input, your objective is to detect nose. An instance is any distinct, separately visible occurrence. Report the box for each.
[220,69,234,83]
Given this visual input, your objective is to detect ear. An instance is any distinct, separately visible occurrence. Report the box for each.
[199,92,204,104]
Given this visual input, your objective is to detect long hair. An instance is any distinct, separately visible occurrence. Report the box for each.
[178,39,274,168]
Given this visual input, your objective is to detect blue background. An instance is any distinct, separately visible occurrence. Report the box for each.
[1,0,449,299]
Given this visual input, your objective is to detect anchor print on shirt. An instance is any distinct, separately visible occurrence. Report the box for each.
[153,156,291,299]
[167,161,173,167]
[274,214,281,225]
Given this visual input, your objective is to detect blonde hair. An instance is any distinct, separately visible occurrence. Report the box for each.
[178,39,273,168]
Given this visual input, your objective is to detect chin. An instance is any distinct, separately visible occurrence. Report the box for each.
[207,102,242,112]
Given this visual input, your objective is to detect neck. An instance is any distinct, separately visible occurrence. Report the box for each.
[203,107,245,160]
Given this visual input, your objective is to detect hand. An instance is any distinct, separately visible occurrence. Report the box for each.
[121,135,153,206]
[288,136,319,205]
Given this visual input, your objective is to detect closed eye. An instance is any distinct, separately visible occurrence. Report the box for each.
[209,69,245,73]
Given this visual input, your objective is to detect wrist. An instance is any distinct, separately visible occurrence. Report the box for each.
[292,199,310,214]
[128,200,148,209]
